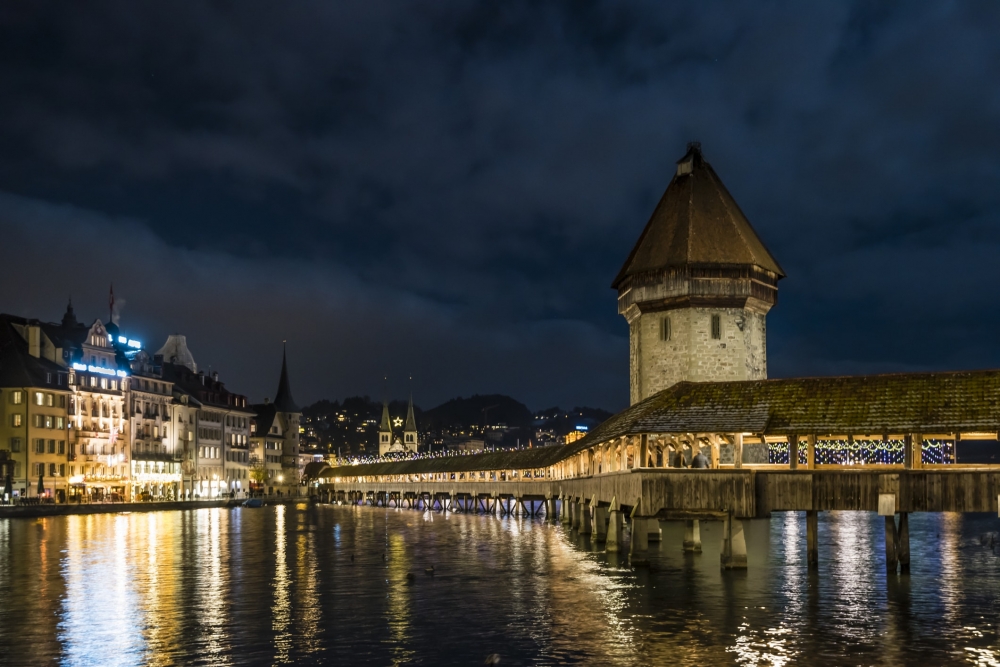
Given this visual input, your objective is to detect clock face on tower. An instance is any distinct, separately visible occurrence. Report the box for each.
[392,417,403,428]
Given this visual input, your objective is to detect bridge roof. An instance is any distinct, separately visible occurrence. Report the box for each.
[318,369,1000,478]
[563,369,1000,455]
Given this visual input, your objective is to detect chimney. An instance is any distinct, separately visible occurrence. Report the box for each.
[198,371,205,385]
[27,325,41,358]
[212,371,219,382]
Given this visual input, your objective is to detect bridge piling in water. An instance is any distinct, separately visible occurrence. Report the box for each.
[580,500,592,536]
[606,499,623,552]
[884,515,898,573]
[806,511,818,568]
[683,520,702,553]
[629,518,649,564]
[594,505,608,542]
[720,511,747,569]
[898,512,910,573]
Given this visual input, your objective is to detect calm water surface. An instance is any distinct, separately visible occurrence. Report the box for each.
[1,504,999,666]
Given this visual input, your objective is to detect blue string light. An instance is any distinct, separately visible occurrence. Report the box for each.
[766,438,955,465]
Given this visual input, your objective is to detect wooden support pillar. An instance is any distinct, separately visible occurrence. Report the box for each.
[789,434,799,470]
[683,519,702,552]
[720,511,748,569]
[898,512,910,573]
[639,434,649,468]
[594,505,608,542]
[884,515,898,574]
[561,495,572,526]
[710,434,720,469]
[806,434,816,470]
[572,499,582,530]
[912,433,923,469]
[734,433,744,469]
[545,495,555,521]
[806,510,818,568]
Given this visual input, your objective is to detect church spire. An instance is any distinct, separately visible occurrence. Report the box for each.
[272,341,300,413]
[379,398,393,434]
[404,393,417,432]
[61,298,79,328]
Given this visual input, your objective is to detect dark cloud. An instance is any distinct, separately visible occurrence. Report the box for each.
[2,1,1000,410]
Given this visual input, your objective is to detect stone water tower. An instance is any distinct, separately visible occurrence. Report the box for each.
[614,143,785,405]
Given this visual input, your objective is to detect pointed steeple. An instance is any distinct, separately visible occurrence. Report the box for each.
[404,394,417,432]
[61,299,80,328]
[379,399,393,434]
[272,342,300,413]
[612,142,784,289]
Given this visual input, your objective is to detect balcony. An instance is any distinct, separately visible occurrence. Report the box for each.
[131,451,177,463]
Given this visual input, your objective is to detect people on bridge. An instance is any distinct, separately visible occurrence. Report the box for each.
[691,450,709,469]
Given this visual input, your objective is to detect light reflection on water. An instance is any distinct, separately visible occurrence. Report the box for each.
[0,507,998,665]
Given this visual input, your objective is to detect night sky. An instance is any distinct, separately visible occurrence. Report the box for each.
[2,3,1000,411]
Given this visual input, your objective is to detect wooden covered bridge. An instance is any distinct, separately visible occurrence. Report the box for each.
[308,369,1000,571]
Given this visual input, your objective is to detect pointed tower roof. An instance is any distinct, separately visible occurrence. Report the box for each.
[404,395,417,432]
[612,142,784,289]
[61,300,80,329]
[379,399,393,433]
[272,343,300,413]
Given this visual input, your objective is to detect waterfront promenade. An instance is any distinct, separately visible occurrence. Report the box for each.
[0,495,306,519]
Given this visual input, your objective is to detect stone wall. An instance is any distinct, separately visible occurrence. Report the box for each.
[630,307,768,404]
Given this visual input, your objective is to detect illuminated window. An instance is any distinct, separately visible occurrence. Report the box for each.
[11,414,21,427]
[10,390,22,404]
[711,314,722,340]
[35,392,44,406]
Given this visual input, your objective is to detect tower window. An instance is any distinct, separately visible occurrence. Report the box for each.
[711,314,722,340]
[659,316,671,341]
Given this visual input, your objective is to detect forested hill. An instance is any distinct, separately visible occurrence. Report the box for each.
[419,394,533,430]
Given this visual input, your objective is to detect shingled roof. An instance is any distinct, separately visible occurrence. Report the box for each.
[612,142,784,288]
[563,369,1000,456]
[319,369,1000,478]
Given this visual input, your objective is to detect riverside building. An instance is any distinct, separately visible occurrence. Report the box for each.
[0,316,72,500]
[127,350,181,500]
[41,304,132,500]
[158,335,251,499]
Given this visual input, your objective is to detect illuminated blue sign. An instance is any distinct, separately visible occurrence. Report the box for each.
[575,425,589,431]
[72,362,128,378]
[116,335,141,349]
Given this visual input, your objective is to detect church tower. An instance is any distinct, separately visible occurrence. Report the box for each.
[272,344,301,482]
[403,395,418,453]
[614,143,784,405]
[378,399,393,457]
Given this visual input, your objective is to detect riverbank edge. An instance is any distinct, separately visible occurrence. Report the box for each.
[0,497,308,519]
